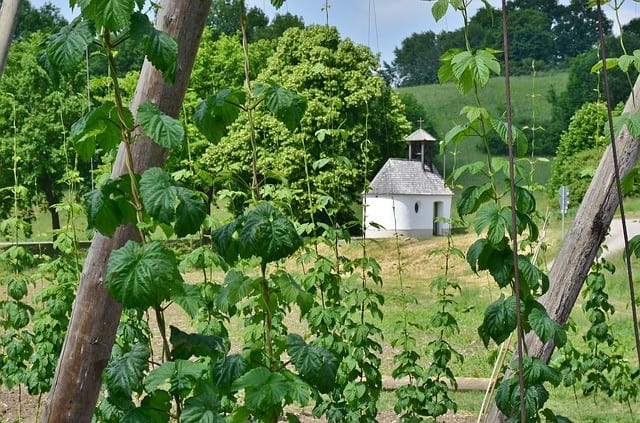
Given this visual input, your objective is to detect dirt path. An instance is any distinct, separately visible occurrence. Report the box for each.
[603,217,640,257]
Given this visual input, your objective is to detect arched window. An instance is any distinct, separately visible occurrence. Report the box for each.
[414,201,420,213]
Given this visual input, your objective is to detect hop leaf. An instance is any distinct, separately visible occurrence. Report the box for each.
[256,82,307,131]
[105,343,149,397]
[239,202,303,265]
[139,168,207,237]
[82,0,134,32]
[194,88,245,143]
[45,18,95,71]
[287,334,338,393]
[478,294,518,347]
[130,13,178,84]
[137,102,184,149]
[106,241,182,309]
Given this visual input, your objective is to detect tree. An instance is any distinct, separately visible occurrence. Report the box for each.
[200,25,411,226]
[254,12,304,40]
[12,0,67,39]
[547,33,640,147]
[550,102,609,203]
[553,0,611,61]
[391,31,441,86]
[0,32,85,231]
[207,0,268,42]
[41,0,212,421]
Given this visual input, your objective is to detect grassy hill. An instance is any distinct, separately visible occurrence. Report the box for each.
[398,71,568,142]
[398,72,567,187]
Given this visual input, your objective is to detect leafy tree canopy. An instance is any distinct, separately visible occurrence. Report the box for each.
[390,0,611,86]
[550,102,609,204]
[199,25,411,226]
[0,0,68,40]
[0,33,86,230]
[207,0,303,42]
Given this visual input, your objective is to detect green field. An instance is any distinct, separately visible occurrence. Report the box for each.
[399,71,568,140]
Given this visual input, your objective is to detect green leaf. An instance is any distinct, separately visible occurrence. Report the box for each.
[139,168,206,236]
[130,12,177,84]
[490,118,528,157]
[105,343,149,397]
[85,177,137,236]
[522,356,561,386]
[145,359,207,397]
[312,158,331,170]
[174,187,207,237]
[231,367,290,411]
[474,202,509,245]
[171,283,203,319]
[122,391,171,423]
[528,307,566,348]
[181,391,224,423]
[170,325,226,360]
[591,57,618,73]
[140,168,177,224]
[466,238,494,273]
[270,270,314,315]
[514,186,536,214]
[215,270,256,313]
[106,241,182,309]
[83,0,134,32]
[450,49,500,94]
[211,220,241,265]
[287,334,338,393]
[71,101,131,158]
[431,0,450,21]
[478,294,517,347]
[630,234,640,258]
[137,102,184,149]
[194,88,245,143]
[258,82,307,131]
[457,184,493,217]
[517,256,548,295]
[212,354,248,390]
[85,189,124,237]
[239,202,303,264]
[46,18,95,71]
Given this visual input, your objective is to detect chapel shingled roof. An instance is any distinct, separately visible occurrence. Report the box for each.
[368,158,454,196]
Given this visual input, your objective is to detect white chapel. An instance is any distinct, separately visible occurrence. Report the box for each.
[364,127,453,238]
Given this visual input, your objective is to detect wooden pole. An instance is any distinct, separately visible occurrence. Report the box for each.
[0,0,23,79]
[484,76,640,421]
[40,1,211,421]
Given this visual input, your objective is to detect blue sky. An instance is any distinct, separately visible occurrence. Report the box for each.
[30,0,640,64]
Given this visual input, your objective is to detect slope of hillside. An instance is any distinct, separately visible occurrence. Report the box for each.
[398,72,568,140]
[398,72,568,188]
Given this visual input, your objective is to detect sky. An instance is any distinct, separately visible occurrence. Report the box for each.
[29,0,640,64]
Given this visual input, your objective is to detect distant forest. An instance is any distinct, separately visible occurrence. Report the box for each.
[381,0,626,87]
[382,0,640,155]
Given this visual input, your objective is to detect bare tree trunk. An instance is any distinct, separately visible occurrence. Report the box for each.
[40,1,211,422]
[0,0,23,79]
[484,77,640,422]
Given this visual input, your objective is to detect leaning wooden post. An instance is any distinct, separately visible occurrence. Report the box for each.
[0,0,24,79]
[40,1,211,422]
[485,76,640,422]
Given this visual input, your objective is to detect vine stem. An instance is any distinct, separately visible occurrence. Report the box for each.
[595,0,640,365]
[500,2,526,421]
[240,2,261,201]
[104,30,146,242]
[153,305,182,416]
